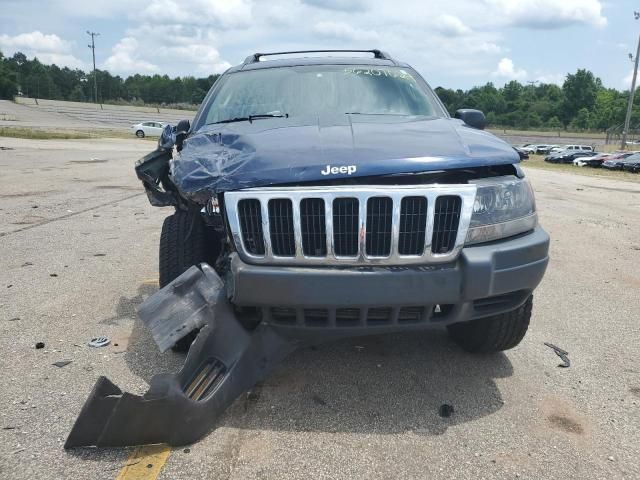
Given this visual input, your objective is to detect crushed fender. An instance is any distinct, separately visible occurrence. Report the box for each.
[65,264,299,448]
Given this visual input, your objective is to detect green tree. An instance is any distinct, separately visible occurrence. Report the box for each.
[547,116,562,129]
[570,108,591,130]
[0,51,18,99]
[561,69,600,126]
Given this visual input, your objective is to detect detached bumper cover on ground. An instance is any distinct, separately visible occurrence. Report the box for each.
[65,264,299,448]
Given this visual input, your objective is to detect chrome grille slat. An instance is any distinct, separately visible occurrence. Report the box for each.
[398,196,427,255]
[333,198,359,257]
[268,199,296,256]
[237,199,265,255]
[366,197,393,257]
[432,196,462,254]
[226,185,476,266]
[300,198,326,257]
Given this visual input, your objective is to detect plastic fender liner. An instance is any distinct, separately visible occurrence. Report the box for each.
[65,264,299,448]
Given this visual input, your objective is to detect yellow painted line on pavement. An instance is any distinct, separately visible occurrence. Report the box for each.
[116,445,171,480]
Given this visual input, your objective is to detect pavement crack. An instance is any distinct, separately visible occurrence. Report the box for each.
[0,192,143,238]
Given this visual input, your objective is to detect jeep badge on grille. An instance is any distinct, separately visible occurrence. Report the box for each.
[321,165,357,175]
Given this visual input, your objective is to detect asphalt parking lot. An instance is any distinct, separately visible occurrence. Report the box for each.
[1,136,639,480]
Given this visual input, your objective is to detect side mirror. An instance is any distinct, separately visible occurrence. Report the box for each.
[454,109,486,130]
[175,119,191,152]
[158,124,176,150]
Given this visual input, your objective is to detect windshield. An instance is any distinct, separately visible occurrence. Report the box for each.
[197,65,445,127]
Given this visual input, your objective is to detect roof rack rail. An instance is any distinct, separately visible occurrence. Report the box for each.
[243,49,394,64]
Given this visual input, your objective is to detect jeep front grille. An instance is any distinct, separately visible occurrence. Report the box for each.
[225,185,476,265]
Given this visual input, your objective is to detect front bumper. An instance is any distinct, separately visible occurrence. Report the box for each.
[228,226,550,332]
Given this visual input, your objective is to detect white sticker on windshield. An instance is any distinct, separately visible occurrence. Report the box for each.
[344,67,413,80]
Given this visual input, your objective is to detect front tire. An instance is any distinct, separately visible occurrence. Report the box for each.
[159,210,209,352]
[447,295,533,353]
[136,130,145,138]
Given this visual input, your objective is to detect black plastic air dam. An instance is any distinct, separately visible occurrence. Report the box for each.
[64,264,299,448]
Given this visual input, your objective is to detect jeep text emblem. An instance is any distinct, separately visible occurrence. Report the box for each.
[321,165,357,176]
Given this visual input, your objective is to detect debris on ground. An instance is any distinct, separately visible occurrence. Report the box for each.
[439,404,454,418]
[9,317,20,322]
[544,342,570,368]
[35,342,45,349]
[88,336,110,348]
[93,253,106,257]
[21,262,33,267]
[52,360,72,368]
[49,273,58,277]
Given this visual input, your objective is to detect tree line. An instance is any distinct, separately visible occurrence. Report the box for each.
[0,51,219,108]
[435,69,636,132]
[0,50,638,131]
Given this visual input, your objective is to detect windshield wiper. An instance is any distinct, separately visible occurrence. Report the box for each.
[208,113,288,125]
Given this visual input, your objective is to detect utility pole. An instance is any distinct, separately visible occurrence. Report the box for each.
[86,31,100,104]
[621,12,640,149]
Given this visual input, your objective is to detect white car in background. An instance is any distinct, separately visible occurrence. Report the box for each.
[131,121,166,138]
[549,144,593,154]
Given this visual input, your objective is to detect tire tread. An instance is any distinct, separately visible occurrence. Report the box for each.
[447,296,533,353]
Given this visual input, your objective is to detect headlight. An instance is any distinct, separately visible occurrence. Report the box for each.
[465,176,537,245]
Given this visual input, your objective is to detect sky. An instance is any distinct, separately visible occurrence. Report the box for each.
[0,0,638,90]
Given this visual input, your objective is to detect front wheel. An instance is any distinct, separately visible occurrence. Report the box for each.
[136,130,145,138]
[159,210,209,351]
[447,295,533,353]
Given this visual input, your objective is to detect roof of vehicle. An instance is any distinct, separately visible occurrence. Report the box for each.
[227,50,410,73]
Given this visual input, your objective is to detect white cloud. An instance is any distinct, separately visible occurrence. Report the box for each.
[0,31,86,69]
[622,69,635,88]
[493,57,527,81]
[0,31,70,53]
[137,0,252,29]
[103,37,159,74]
[434,14,471,36]
[313,21,379,42]
[104,25,231,76]
[486,0,606,29]
[302,0,367,12]
[0,0,616,87]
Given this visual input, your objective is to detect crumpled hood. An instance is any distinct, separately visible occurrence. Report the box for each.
[171,115,518,201]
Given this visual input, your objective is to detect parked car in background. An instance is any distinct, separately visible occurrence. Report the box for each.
[602,153,636,170]
[520,144,540,154]
[573,153,610,167]
[513,146,529,160]
[621,153,640,172]
[546,150,596,164]
[549,145,593,155]
[131,121,166,138]
[536,145,556,154]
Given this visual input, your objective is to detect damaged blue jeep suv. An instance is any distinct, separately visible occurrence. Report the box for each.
[66,50,549,449]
